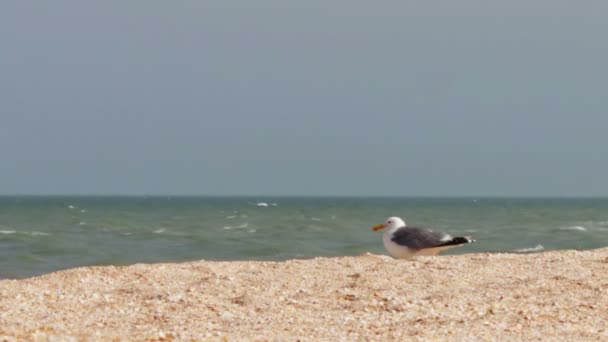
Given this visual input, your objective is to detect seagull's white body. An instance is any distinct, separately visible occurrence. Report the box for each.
[382,231,416,258]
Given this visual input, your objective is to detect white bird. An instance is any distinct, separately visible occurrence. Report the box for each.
[373,216,474,259]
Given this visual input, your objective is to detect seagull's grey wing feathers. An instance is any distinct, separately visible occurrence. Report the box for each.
[390,226,451,250]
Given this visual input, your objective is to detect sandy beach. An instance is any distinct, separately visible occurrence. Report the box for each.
[1,248,607,341]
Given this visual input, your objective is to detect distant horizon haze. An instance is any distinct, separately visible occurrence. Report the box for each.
[1,193,607,199]
[2,1,607,197]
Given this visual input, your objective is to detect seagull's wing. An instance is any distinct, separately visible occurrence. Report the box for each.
[390,226,452,250]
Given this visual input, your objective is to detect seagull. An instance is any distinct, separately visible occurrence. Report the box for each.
[372,216,474,259]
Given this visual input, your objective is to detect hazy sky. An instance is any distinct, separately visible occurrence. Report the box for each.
[2,1,607,196]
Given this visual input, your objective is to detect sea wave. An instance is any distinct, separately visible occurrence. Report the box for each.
[224,222,249,230]
[560,226,587,232]
[0,229,51,236]
[514,244,544,253]
[253,202,278,207]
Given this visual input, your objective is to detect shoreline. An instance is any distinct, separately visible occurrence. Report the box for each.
[1,248,607,340]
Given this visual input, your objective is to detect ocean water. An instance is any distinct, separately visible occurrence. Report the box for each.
[1,196,608,279]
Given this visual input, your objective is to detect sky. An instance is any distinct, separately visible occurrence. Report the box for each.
[1,1,608,196]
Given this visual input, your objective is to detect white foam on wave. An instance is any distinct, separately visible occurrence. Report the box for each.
[514,244,545,253]
[68,205,76,209]
[311,217,322,222]
[0,229,51,236]
[560,226,587,232]
[226,215,237,219]
[256,202,269,207]
[248,229,257,233]
[154,228,167,234]
[224,222,249,230]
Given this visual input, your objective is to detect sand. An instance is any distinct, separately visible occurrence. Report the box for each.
[1,248,607,341]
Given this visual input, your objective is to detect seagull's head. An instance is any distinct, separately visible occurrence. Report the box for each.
[373,216,406,232]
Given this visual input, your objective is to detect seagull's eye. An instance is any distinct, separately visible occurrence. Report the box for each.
[388,220,392,224]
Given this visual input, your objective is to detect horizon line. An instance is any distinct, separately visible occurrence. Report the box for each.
[1,194,607,199]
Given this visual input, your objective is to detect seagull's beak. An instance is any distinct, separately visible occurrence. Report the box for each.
[372,223,386,231]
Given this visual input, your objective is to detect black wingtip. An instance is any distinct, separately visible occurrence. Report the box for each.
[438,236,475,247]
[454,236,475,244]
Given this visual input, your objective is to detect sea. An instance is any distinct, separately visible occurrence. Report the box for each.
[1,196,607,279]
